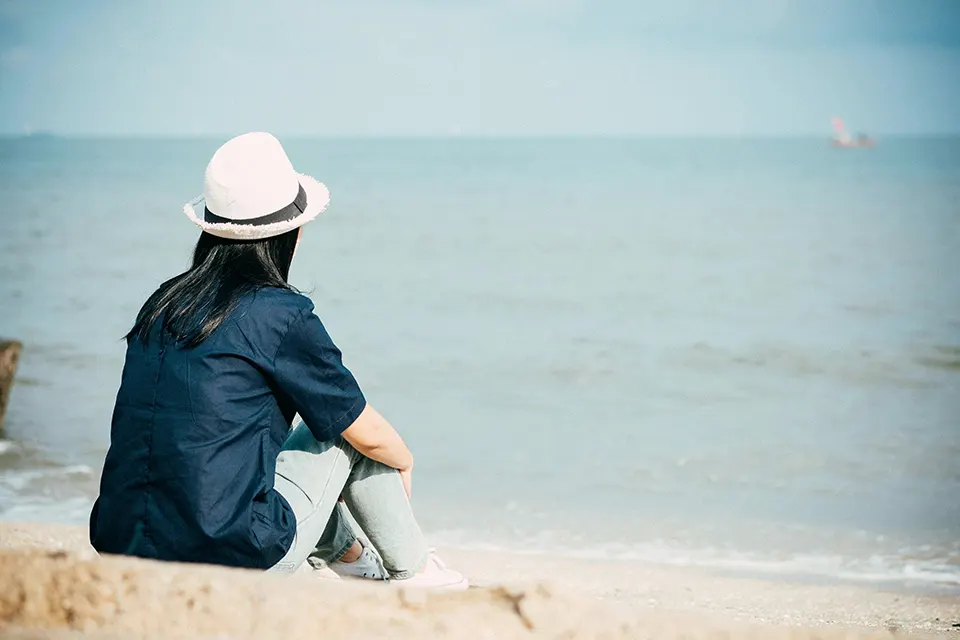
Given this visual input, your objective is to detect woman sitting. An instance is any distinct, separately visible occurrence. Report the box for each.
[90,132,467,589]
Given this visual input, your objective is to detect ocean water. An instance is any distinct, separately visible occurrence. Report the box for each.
[1,137,958,592]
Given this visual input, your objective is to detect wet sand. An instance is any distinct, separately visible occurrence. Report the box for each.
[1,522,957,639]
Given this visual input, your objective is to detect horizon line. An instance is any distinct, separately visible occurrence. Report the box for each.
[3,132,960,141]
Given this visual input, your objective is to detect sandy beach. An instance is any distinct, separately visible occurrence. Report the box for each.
[1,522,957,639]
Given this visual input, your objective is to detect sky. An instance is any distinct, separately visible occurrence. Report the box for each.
[0,0,958,136]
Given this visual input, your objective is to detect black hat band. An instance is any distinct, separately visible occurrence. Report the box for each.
[204,183,307,226]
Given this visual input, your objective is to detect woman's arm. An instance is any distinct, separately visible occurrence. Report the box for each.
[341,404,414,473]
[270,305,413,492]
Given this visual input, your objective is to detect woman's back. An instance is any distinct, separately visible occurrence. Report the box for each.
[91,287,364,569]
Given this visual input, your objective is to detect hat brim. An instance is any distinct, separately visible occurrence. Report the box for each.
[181,173,330,240]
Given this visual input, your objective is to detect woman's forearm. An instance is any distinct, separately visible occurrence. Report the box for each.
[340,404,414,471]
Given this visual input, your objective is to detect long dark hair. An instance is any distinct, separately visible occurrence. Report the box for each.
[127,229,300,347]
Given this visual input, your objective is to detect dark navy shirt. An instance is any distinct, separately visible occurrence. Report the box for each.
[90,287,366,569]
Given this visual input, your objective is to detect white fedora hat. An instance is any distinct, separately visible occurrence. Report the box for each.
[182,132,330,240]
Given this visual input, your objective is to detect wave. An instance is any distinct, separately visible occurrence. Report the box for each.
[0,441,21,456]
[430,530,960,593]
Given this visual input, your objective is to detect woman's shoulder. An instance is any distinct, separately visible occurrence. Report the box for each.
[236,287,314,329]
[250,286,313,310]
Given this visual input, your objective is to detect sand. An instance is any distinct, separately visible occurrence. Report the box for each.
[1,522,957,639]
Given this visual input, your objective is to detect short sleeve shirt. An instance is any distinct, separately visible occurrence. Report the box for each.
[89,287,366,569]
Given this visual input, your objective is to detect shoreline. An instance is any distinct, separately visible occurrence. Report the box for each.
[1,522,958,638]
[433,541,960,598]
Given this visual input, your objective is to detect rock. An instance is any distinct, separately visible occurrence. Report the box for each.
[0,340,23,431]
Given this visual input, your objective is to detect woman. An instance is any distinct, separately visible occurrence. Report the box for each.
[90,132,467,589]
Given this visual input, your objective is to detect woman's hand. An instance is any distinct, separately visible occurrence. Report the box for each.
[400,465,413,500]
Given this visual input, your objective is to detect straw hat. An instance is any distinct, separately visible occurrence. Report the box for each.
[182,132,329,240]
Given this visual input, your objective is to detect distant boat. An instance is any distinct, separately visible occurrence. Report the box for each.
[830,117,874,148]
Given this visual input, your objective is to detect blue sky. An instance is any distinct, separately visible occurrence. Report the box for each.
[1,0,958,136]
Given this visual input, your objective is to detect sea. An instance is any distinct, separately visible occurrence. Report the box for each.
[0,136,958,593]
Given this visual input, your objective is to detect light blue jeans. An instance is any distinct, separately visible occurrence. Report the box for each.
[266,421,429,579]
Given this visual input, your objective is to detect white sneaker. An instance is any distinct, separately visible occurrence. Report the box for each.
[391,552,469,591]
[329,546,388,581]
